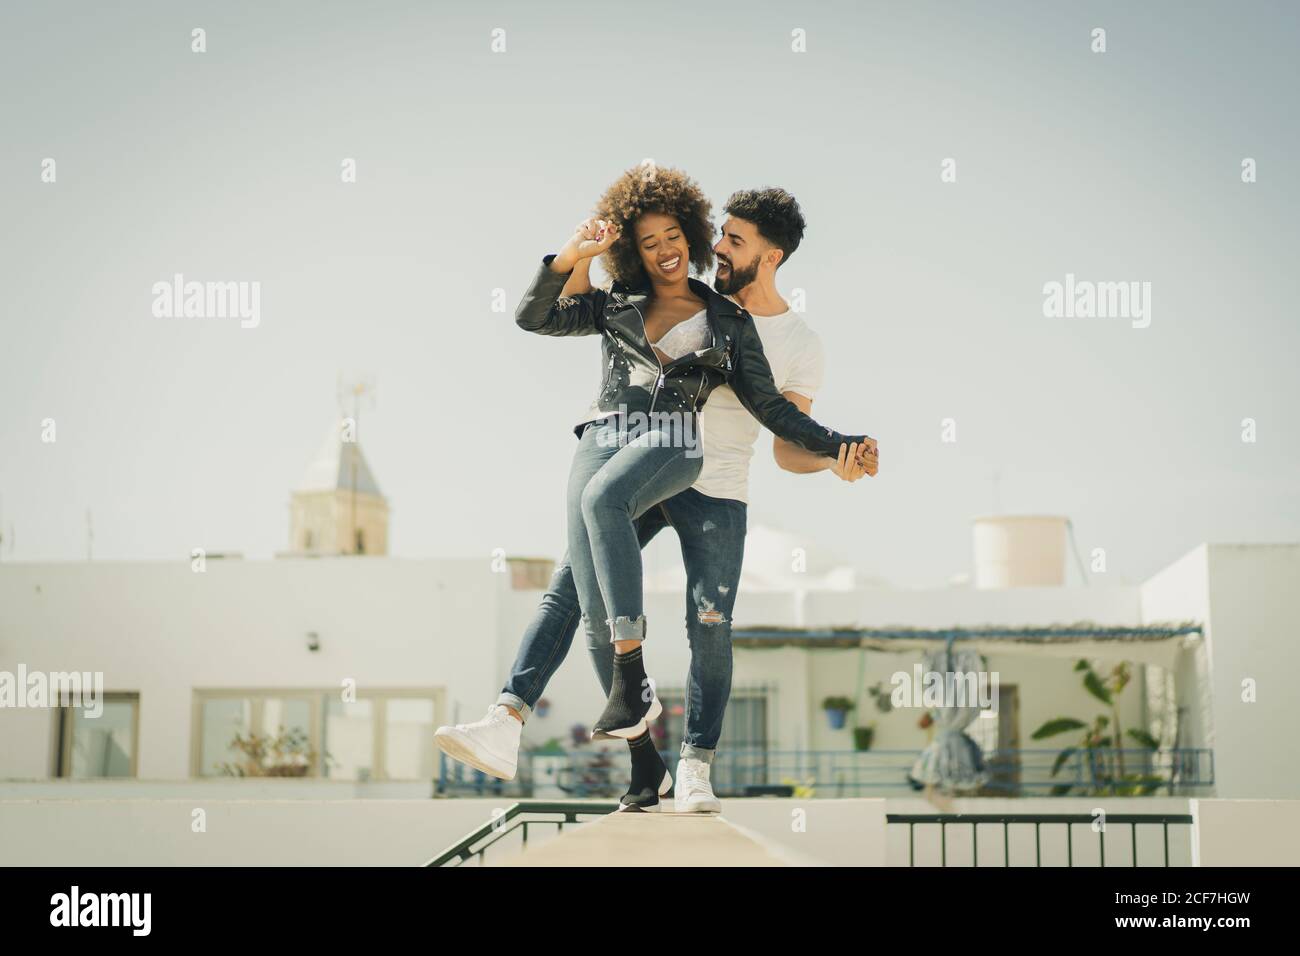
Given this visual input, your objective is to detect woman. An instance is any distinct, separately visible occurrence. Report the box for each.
[516,166,867,808]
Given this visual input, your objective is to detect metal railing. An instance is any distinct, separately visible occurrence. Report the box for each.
[435,747,1214,799]
[711,747,1214,797]
[425,804,1196,867]
[887,813,1196,867]
[424,801,616,867]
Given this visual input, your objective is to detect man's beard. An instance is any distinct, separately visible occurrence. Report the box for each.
[713,254,760,295]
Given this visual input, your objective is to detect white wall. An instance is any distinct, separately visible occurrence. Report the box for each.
[0,793,1219,866]
[1142,544,1300,798]
[0,796,509,867]
[801,583,1141,630]
[1140,545,1214,763]
[0,558,503,779]
[0,558,1167,783]
[1191,799,1300,865]
[7,545,1293,801]
[1201,546,1300,797]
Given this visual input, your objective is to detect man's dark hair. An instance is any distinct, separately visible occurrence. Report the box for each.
[723,187,806,267]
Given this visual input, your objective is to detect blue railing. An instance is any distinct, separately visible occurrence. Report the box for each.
[435,747,1213,798]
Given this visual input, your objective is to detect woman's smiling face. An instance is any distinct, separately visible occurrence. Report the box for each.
[633,212,690,284]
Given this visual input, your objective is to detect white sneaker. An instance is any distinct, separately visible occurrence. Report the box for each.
[434,704,522,780]
[674,757,722,813]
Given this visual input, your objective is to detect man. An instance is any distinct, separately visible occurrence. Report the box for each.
[435,187,879,812]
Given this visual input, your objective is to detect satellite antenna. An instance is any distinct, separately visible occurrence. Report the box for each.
[335,373,377,554]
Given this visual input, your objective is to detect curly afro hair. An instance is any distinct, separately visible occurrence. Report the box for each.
[723,187,806,266]
[595,164,715,289]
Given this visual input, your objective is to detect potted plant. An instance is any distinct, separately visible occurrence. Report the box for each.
[852,723,876,751]
[1032,660,1165,796]
[867,682,894,713]
[534,697,551,719]
[216,726,323,777]
[822,695,855,730]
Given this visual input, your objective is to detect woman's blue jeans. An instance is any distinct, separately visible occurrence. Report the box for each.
[567,415,703,647]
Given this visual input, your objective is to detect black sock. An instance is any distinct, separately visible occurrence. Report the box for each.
[625,732,667,800]
[594,647,651,732]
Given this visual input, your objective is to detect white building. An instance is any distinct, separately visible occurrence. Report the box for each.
[2,537,1296,801]
[3,429,1298,866]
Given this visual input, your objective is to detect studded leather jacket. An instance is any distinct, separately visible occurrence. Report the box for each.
[516,256,867,458]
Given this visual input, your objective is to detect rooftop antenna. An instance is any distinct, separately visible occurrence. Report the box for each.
[336,373,377,554]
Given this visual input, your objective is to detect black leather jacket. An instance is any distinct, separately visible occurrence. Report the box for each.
[516,256,866,458]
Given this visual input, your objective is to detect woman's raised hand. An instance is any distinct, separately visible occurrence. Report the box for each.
[552,218,621,273]
[570,218,620,258]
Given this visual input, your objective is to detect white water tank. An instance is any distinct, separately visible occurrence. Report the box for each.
[971,515,1068,588]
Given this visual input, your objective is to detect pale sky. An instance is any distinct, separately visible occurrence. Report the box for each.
[2,0,1297,588]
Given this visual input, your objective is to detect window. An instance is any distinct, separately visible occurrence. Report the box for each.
[199,697,253,773]
[650,685,773,795]
[651,686,771,751]
[970,683,1020,795]
[192,689,442,780]
[323,697,374,780]
[385,698,437,780]
[196,694,315,776]
[56,692,139,778]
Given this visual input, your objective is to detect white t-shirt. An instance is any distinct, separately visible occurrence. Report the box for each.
[692,308,824,503]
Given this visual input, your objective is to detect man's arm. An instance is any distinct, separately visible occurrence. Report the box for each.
[774,392,879,479]
[729,320,866,457]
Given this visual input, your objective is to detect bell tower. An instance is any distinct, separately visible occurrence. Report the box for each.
[290,381,388,556]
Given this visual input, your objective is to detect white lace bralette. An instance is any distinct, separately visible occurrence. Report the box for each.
[652,310,710,359]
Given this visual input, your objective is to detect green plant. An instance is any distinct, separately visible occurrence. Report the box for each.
[866,682,894,713]
[530,737,567,756]
[821,695,855,712]
[852,725,876,751]
[1031,661,1164,796]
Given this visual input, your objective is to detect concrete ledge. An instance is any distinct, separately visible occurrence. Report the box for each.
[1191,799,1300,865]
[5,796,1289,867]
